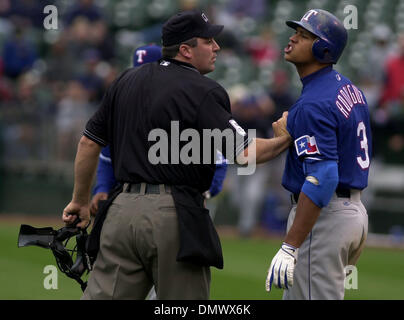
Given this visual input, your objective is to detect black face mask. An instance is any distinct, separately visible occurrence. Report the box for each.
[18,218,90,291]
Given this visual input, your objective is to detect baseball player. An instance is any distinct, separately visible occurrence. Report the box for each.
[90,45,228,216]
[265,9,372,300]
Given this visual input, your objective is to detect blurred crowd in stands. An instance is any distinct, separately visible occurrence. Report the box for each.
[1,0,404,235]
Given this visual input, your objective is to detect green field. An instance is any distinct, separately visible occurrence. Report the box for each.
[1,221,404,300]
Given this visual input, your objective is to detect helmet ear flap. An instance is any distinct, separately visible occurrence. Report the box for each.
[312,38,334,64]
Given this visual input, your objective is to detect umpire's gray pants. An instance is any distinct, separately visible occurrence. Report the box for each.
[81,184,211,300]
[283,191,368,300]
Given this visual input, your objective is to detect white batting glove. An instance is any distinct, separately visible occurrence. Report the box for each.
[265,242,298,292]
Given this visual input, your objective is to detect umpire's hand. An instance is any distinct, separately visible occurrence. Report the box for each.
[272,112,290,138]
[62,201,90,229]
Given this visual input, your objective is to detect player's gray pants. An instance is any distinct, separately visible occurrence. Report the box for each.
[283,191,368,300]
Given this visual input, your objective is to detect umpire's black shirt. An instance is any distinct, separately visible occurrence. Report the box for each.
[84,58,251,193]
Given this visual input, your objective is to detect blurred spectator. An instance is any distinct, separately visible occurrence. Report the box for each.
[268,69,296,120]
[2,72,41,158]
[101,64,119,89]
[0,0,10,17]
[226,0,267,21]
[372,33,404,164]
[44,36,77,82]
[214,0,267,39]
[13,71,39,113]
[55,80,94,161]
[77,49,104,102]
[358,25,396,112]
[64,0,103,26]
[384,90,404,161]
[368,24,395,84]
[0,58,12,101]
[0,0,45,28]
[179,0,199,11]
[45,16,99,80]
[231,86,275,139]
[67,16,94,53]
[245,27,279,67]
[89,20,115,61]
[45,18,113,83]
[2,26,37,78]
[371,33,404,163]
[380,33,404,107]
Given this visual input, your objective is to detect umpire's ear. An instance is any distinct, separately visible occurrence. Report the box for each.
[179,42,195,59]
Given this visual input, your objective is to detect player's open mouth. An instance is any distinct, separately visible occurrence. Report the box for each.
[284,44,293,54]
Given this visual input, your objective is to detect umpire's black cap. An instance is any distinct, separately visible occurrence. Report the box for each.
[162,10,224,46]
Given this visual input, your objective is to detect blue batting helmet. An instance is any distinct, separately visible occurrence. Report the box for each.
[286,9,348,64]
[133,44,162,67]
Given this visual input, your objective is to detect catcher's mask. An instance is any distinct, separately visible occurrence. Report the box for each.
[18,219,90,291]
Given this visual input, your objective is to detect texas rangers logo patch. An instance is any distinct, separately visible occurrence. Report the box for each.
[295,135,320,156]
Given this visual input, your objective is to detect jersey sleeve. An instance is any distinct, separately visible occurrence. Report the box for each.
[84,70,130,146]
[291,103,338,162]
[209,161,227,197]
[197,87,252,162]
[93,146,117,194]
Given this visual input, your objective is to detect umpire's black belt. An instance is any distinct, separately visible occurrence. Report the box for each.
[292,187,351,204]
[123,182,171,194]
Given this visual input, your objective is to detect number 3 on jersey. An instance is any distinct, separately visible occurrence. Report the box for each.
[357,121,370,169]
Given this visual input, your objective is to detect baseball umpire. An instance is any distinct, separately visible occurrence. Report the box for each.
[62,9,291,300]
[265,9,372,300]
[88,44,228,300]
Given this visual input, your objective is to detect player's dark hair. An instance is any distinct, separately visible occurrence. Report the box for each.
[162,37,198,58]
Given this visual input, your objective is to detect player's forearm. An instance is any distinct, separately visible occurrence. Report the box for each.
[284,192,322,248]
[72,136,102,205]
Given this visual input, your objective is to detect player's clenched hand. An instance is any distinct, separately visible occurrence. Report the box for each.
[90,192,108,216]
[265,242,298,292]
[62,201,90,229]
[272,112,290,138]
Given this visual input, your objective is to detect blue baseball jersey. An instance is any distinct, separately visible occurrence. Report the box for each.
[282,66,372,194]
